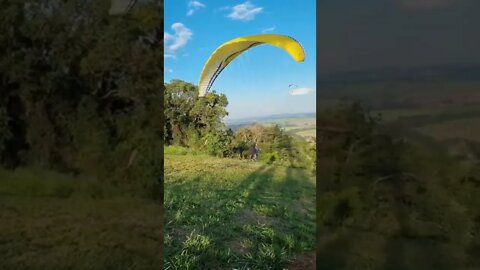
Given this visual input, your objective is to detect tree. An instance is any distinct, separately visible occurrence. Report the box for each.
[164,80,228,145]
[0,0,164,195]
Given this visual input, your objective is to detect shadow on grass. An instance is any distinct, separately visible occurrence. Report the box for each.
[233,165,273,201]
[0,196,163,270]
[164,165,277,268]
[381,179,459,270]
[316,175,467,270]
[316,227,353,270]
[233,162,316,269]
[165,157,318,269]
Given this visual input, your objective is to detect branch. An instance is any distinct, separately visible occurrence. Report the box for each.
[372,172,421,187]
[126,149,138,170]
[344,133,382,166]
[100,90,118,99]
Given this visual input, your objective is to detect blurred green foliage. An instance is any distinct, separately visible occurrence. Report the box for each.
[0,0,163,197]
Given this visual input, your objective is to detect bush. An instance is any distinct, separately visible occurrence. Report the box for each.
[0,167,75,197]
[52,184,75,198]
[0,1,164,200]
[205,133,231,158]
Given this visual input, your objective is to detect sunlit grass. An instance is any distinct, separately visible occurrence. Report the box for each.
[164,153,315,269]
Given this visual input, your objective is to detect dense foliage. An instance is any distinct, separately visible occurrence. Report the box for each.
[0,0,164,197]
[317,102,480,268]
[164,80,316,172]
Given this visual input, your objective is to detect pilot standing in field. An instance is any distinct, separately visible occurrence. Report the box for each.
[250,144,256,161]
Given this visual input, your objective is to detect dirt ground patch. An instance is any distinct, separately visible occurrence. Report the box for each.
[225,239,251,254]
[293,197,313,215]
[235,209,277,225]
[288,251,316,270]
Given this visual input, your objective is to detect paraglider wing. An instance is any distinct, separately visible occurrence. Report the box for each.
[198,34,305,97]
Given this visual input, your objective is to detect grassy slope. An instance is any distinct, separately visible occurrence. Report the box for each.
[317,228,472,270]
[164,153,315,269]
[291,128,316,138]
[0,168,162,270]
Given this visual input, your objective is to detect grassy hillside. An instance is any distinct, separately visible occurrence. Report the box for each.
[164,150,315,269]
[0,168,162,270]
[317,228,474,270]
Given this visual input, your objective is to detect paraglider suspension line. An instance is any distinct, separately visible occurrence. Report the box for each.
[205,42,262,94]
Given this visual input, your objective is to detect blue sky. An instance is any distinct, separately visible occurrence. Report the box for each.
[164,1,316,120]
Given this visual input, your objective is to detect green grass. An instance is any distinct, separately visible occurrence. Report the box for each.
[0,168,162,270]
[164,145,202,156]
[0,167,125,199]
[317,228,471,270]
[262,118,316,139]
[164,153,315,269]
[282,126,317,139]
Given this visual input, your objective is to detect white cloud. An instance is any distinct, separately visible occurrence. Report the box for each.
[167,68,173,73]
[164,23,192,56]
[187,0,205,16]
[261,26,275,33]
[227,1,263,21]
[190,0,205,8]
[289,87,314,96]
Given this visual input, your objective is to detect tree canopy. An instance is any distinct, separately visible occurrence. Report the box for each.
[0,0,163,195]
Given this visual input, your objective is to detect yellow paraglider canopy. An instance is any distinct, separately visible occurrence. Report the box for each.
[198,34,305,97]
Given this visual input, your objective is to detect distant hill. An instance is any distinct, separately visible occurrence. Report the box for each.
[317,64,480,85]
[225,112,316,125]
[315,65,480,150]
[315,65,480,111]
[225,112,316,140]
